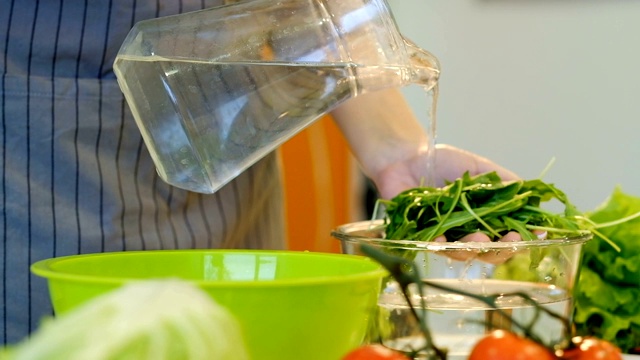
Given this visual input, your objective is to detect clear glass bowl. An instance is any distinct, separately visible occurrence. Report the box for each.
[332,220,592,360]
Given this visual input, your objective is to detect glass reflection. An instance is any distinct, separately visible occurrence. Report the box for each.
[203,253,277,281]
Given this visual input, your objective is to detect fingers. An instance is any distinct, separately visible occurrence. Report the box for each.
[439,232,493,263]
[475,232,521,264]
[434,144,520,186]
[437,231,526,265]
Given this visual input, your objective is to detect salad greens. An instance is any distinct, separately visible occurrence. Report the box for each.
[380,171,594,243]
[2,280,249,360]
[378,171,640,353]
[574,187,640,354]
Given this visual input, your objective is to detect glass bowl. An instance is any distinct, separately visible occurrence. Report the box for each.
[332,220,592,359]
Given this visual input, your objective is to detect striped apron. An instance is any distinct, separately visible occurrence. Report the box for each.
[0,0,285,343]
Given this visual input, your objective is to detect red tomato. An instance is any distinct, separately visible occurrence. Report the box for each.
[468,330,555,360]
[342,344,411,360]
[558,337,623,360]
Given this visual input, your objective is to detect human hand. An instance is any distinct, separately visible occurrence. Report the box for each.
[330,89,524,259]
[373,143,519,200]
[370,143,528,264]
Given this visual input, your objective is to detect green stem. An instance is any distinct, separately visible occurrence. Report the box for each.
[421,280,572,348]
[459,193,502,238]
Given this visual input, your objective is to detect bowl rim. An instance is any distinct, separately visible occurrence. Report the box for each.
[30,249,387,287]
[331,219,593,250]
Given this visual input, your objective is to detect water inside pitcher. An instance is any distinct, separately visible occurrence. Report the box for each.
[114,0,440,193]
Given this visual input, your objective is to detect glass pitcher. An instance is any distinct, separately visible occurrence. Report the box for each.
[113,0,440,193]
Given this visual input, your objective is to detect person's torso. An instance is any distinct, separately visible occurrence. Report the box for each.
[0,0,286,343]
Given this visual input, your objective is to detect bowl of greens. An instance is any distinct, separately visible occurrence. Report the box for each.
[333,219,591,359]
[31,249,386,360]
[332,171,599,359]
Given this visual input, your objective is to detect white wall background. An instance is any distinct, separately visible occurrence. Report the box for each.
[388,0,640,212]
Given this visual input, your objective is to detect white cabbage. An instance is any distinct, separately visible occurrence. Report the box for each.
[7,280,249,360]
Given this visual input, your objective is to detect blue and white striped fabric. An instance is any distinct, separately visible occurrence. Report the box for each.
[0,0,286,343]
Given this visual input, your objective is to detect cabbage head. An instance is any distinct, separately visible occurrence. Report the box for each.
[4,280,249,360]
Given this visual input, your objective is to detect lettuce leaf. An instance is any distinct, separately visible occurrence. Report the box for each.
[574,187,640,353]
[3,280,249,360]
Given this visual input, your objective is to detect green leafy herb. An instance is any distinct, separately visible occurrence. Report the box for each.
[379,171,594,243]
[372,171,640,354]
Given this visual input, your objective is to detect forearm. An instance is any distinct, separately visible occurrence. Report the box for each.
[330,88,428,182]
[331,88,518,199]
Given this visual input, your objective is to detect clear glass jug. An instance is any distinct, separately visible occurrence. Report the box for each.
[114,0,440,193]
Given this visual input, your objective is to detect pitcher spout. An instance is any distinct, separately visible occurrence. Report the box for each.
[404,37,440,91]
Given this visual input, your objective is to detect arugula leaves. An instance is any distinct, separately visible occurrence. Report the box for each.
[380,171,586,242]
[376,172,640,352]
[379,172,640,353]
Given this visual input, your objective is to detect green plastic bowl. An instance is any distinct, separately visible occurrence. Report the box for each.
[31,250,386,360]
